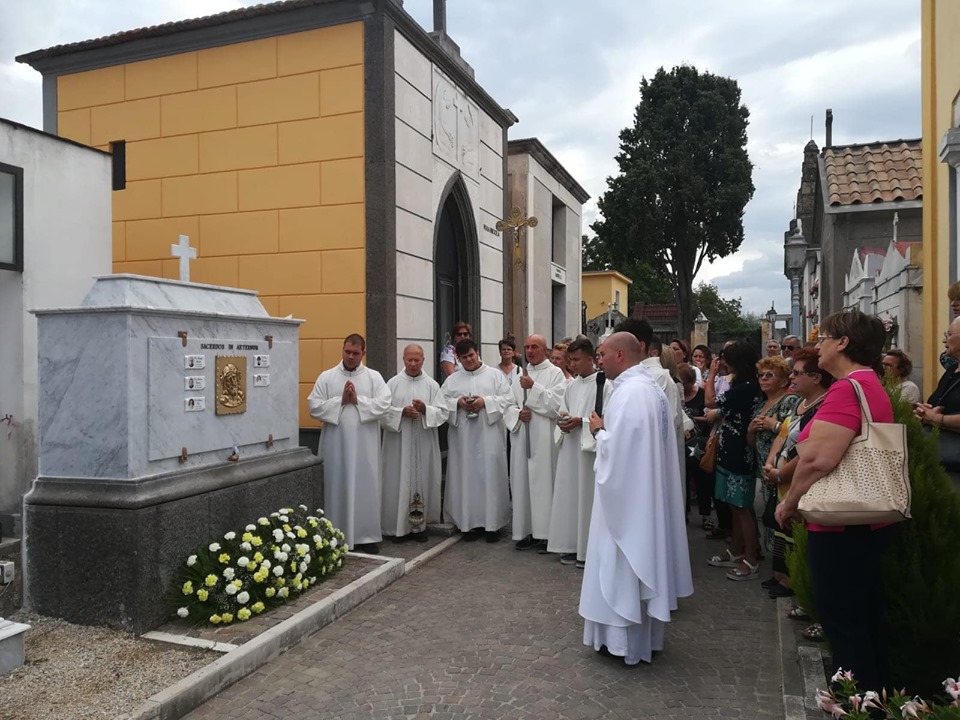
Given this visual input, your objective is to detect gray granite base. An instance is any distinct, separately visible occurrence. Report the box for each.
[23,448,322,634]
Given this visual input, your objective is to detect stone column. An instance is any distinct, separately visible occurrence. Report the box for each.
[692,312,709,348]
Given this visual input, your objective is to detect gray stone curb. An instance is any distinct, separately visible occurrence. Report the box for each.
[119,554,410,720]
[777,596,826,720]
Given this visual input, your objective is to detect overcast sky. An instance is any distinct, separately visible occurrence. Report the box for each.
[0,0,921,315]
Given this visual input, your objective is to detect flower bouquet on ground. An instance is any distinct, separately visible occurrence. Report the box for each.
[170,505,347,626]
[818,669,960,719]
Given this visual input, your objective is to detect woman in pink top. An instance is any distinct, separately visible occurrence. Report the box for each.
[775,310,895,694]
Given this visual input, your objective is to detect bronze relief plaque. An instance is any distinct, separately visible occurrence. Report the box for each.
[215,355,247,415]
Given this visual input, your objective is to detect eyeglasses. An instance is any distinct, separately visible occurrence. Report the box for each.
[790,370,819,377]
[816,335,839,343]
[782,345,797,350]
[758,372,781,379]
[455,331,471,337]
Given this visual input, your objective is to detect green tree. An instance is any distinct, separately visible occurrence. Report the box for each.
[592,65,754,337]
[692,282,760,337]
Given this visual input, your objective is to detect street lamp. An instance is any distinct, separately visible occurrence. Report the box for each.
[766,303,778,341]
[783,219,808,337]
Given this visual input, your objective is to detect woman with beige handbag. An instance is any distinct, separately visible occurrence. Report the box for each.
[775,310,907,695]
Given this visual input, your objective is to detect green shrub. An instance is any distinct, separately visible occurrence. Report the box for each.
[884,390,960,693]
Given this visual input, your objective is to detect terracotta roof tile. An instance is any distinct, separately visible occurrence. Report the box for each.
[630,303,679,325]
[822,140,922,207]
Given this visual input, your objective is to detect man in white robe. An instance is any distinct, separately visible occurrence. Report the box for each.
[381,344,448,542]
[506,334,566,551]
[581,332,694,665]
[307,333,392,554]
[440,339,512,542]
[547,338,612,567]
[618,322,693,502]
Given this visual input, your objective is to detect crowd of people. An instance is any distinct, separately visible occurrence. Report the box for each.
[305,306,941,681]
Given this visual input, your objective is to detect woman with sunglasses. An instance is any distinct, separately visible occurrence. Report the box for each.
[761,349,834,606]
[440,322,473,379]
[748,356,799,557]
[776,310,894,694]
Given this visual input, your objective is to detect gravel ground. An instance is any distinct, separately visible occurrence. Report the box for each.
[0,611,214,720]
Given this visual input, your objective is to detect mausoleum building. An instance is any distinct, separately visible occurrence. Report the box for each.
[17,0,525,437]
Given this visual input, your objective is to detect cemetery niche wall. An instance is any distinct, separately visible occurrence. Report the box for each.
[23,274,320,632]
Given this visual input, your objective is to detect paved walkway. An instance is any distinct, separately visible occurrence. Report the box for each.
[185,527,783,720]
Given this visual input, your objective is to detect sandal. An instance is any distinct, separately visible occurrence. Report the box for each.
[707,549,743,567]
[726,558,760,581]
[801,623,824,641]
[786,605,809,621]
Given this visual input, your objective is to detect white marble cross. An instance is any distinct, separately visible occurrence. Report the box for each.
[171,234,196,282]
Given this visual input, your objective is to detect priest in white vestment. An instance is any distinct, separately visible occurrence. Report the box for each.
[616,321,693,504]
[440,339,512,542]
[381,344,447,542]
[506,334,566,551]
[547,339,612,566]
[307,334,392,554]
[581,332,693,665]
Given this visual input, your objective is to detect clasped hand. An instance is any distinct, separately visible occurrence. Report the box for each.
[402,399,427,419]
[458,395,485,410]
[913,402,944,426]
[557,414,581,432]
[518,407,532,423]
[341,381,357,405]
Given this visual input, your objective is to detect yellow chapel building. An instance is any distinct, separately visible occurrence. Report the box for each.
[18,0,521,434]
[922,0,960,390]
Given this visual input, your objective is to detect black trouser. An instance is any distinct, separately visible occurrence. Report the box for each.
[807,525,895,693]
[690,463,715,517]
[714,497,732,531]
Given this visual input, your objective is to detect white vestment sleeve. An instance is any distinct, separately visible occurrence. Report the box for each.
[441,387,461,427]
[307,375,342,425]
[502,384,521,431]
[525,378,563,418]
[357,374,393,424]
[381,402,403,432]
[421,383,449,429]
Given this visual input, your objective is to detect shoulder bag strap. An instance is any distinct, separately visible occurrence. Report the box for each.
[845,378,873,441]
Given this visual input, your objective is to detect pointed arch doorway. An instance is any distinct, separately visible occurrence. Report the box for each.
[434,174,480,381]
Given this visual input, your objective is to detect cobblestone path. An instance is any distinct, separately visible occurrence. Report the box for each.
[185,526,783,719]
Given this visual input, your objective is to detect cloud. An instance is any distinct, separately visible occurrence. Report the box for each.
[0,0,921,316]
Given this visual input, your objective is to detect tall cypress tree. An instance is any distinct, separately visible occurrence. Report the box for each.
[592,66,754,337]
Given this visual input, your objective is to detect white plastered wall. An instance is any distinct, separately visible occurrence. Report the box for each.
[0,121,111,514]
[393,32,506,376]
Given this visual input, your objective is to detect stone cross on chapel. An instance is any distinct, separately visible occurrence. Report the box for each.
[171,234,196,282]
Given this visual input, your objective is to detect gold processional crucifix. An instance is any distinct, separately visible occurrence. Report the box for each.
[496,206,538,268]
